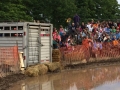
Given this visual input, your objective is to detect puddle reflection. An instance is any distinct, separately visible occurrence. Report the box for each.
[9,65,120,90]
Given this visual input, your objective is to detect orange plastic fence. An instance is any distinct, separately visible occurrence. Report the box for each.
[0,46,19,78]
[100,42,120,58]
[60,45,90,65]
[0,46,19,66]
[60,42,120,65]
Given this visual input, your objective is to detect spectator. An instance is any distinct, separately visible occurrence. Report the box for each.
[115,30,120,39]
[61,32,66,43]
[76,25,82,32]
[81,22,86,30]
[52,28,57,40]
[104,25,111,35]
[112,36,119,46]
[70,23,76,38]
[87,22,93,32]
[55,32,61,42]
[53,40,58,49]
[82,36,93,49]
[108,21,114,29]
[104,35,111,42]
[93,39,102,58]
[73,14,80,27]
[59,25,65,37]
[52,20,120,56]
[82,29,87,37]
[111,26,116,34]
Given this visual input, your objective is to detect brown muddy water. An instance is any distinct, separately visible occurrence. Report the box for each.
[9,64,120,90]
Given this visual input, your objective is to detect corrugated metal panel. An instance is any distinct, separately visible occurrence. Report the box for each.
[41,47,50,60]
[41,37,50,39]
[28,29,38,33]
[18,47,23,51]
[27,23,40,26]
[0,22,25,52]
[0,30,23,33]
[0,37,23,52]
[29,53,39,56]
[27,24,39,66]
[41,27,51,30]
[0,37,22,41]
[28,38,38,42]
[0,40,22,44]
[28,56,38,60]
[29,26,40,29]
[29,33,39,36]
[41,49,50,52]
[41,43,50,46]
[41,41,50,43]
[40,52,50,54]
[40,34,50,62]
[41,31,49,33]
[39,23,52,26]
[23,23,53,67]
[29,42,39,45]
[0,22,24,26]
[41,46,49,49]
[0,43,22,46]
[40,24,53,63]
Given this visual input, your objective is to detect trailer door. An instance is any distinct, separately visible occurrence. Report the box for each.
[25,23,40,66]
[40,24,53,63]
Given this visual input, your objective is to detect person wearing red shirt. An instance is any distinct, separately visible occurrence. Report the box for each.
[52,28,57,40]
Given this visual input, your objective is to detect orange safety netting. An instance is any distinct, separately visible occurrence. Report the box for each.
[60,42,120,65]
[60,45,90,65]
[0,46,19,66]
[100,42,120,58]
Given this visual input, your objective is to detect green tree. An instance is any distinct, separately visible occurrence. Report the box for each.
[0,0,32,21]
[76,0,120,22]
[0,0,119,26]
[94,0,120,20]
[24,0,77,28]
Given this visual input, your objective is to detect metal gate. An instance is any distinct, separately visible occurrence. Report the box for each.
[23,23,53,67]
[40,24,53,63]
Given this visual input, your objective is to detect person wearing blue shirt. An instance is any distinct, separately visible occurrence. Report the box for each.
[105,25,111,35]
[115,31,120,40]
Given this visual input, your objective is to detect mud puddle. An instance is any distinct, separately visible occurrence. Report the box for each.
[0,74,26,90]
[7,62,120,90]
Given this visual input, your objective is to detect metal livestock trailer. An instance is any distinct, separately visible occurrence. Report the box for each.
[0,22,53,68]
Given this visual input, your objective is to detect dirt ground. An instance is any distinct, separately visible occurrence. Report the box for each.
[0,74,26,90]
[1,60,120,90]
[65,60,120,70]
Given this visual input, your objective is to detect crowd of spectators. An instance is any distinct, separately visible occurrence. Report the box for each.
[52,20,120,51]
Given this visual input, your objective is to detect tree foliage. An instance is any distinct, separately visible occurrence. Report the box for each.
[0,0,32,21]
[76,0,120,22]
[23,0,77,27]
[0,0,120,26]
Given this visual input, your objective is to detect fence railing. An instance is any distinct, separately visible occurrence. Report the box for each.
[60,42,120,66]
[0,46,20,78]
